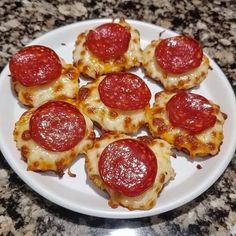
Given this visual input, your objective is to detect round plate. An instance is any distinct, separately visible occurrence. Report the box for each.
[0,19,236,219]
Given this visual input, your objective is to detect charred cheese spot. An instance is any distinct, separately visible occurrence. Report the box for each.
[159,142,164,148]
[88,131,96,140]
[78,76,148,134]
[114,55,126,64]
[85,133,175,210]
[21,145,29,159]
[62,66,78,80]
[69,151,77,159]
[22,130,31,141]
[109,110,118,119]
[14,98,94,176]
[87,106,96,114]
[222,112,228,120]
[22,92,33,105]
[56,158,67,171]
[212,131,217,138]
[207,142,216,150]
[142,39,209,90]
[13,64,79,107]
[53,84,64,93]
[14,130,19,137]
[133,37,138,44]
[137,136,154,145]
[152,118,169,135]
[146,91,226,157]
[30,161,39,168]
[159,173,165,183]
[174,135,185,147]
[78,87,90,101]
[80,50,86,57]
[73,18,142,79]
[153,106,164,113]
[124,117,132,129]
[109,199,119,209]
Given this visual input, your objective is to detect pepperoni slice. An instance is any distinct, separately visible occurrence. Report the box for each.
[155,36,203,74]
[98,72,151,110]
[30,101,86,152]
[166,91,216,134]
[85,23,131,60]
[99,139,157,197]
[9,45,62,87]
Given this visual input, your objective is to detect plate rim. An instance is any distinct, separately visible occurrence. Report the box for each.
[1,18,236,219]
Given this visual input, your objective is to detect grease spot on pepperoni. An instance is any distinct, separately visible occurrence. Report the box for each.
[155,36,203,74]
[98,139,157,197]
[30,101,86,152]
[9,45,62,87]
[85,23,131,60]
[166,91,216,134]
[98,72,151,110]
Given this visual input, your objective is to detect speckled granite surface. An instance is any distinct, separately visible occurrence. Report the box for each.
[0,0,236,235]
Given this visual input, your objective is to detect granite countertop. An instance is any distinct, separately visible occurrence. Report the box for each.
[0,0,236,235]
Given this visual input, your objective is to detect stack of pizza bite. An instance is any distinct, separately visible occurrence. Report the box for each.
[10,18,226,211]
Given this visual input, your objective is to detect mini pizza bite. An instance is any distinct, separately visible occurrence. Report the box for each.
[146,91,226,157]
[85,132,175,210]
[73,17,142,79]
[142,35,209,90]
[78,72,151,133]
[9,45,79,107]
[14,99,94,176]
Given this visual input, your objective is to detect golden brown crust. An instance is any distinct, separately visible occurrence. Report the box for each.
[85,132,175,210]
[12,64,79,107]
[142,39,209,91]
[14,98,94,176]
[77,76,148,134]
[146,91,226,157]
[73,18,142,79]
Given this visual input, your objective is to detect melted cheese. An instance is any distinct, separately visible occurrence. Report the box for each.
[78,76,148,134]
[142,39,209,90]
[146,91,226,157]
[13,64,79,107]
[14,99,94,176]
[73,18,142,79]
[85,132,175,210]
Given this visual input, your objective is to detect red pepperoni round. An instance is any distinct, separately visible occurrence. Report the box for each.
[155,36,203,74]
[85,23,131,60]
[166,91,216,134]
[99,139,157,197]
[9,45,62,87]
[98,72,151,110]
[30,101,86,152]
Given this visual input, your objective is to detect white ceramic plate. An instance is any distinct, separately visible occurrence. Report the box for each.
[0,19,236,219]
